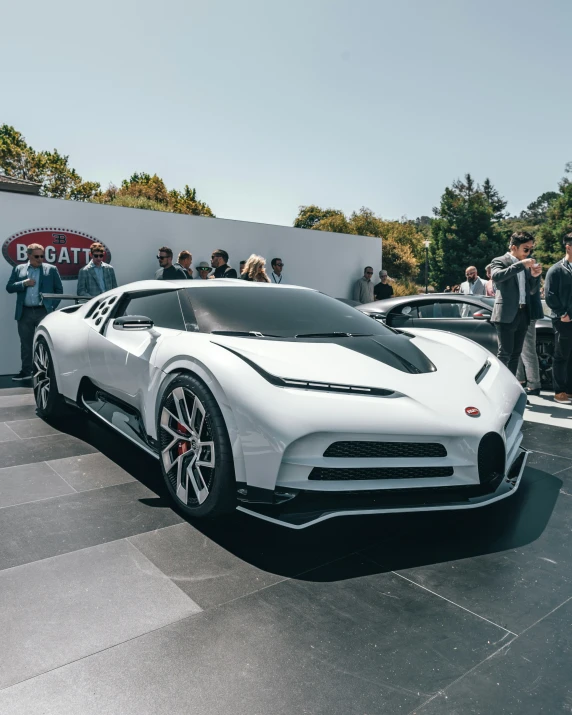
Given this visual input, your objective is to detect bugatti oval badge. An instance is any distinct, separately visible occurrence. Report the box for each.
[465,407,480,417]
[2,228,111,281]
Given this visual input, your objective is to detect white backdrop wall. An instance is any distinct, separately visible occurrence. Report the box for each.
[0,192,381,375]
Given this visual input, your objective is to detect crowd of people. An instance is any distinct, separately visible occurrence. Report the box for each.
[6,232,572,408]
[154,247,285,284]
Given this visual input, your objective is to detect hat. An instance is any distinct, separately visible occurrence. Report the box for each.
[197,261,211,271]
[380,270,388,277]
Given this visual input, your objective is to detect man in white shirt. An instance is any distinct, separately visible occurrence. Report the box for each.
[270,258,285,284]
[459,266,486,295]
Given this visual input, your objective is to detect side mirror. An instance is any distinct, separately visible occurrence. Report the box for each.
[113,315,154,331]
[473,311,491,321]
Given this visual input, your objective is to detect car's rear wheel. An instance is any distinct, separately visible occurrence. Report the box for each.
[157,374,235,519]
[537,336,554,389]
[33,338,68,419]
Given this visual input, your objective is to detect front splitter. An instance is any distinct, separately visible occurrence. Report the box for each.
[236,449,529,530]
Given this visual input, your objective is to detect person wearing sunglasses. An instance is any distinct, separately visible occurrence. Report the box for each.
[459,266,486,296]
[6,243,63,381]
[77,242,118,297]
[490,231,543,376]
[155,246,187,281]
[196,261,212,279]
[270,257,286,284]
[352,266,375,304]
[210,249,237,279]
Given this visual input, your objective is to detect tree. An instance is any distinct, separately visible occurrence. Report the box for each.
[429,174,507,289]
[94,172,215,217]
[520,191,560,224]
[0,124,100,200]
[293,205,423,280]
[293,205,346,230]
[482,178,508,221]
[381,236,418,280]
[535,171,572,267]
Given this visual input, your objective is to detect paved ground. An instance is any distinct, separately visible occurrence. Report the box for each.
[0,378,570,714]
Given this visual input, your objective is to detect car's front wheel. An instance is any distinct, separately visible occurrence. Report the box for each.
[33,338,68,419]
[157,374,236,519]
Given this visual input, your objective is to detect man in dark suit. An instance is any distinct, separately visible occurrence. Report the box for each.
[6,243,63,381]
[544,233,572,404]
[490,232,542,375]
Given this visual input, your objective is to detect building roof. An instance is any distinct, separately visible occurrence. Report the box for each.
[0,174,42,195]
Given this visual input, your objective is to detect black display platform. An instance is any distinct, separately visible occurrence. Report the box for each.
[0,381,570,714]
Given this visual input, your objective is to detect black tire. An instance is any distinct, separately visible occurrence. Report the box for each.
[157,374,236,519]
[537,336,554,389]
[33,338,69,419]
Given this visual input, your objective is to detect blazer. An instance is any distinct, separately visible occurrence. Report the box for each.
[490,253,540,324]
[6,263,63,321]
[77,261,118,297]
[459,277,486,296]
[544,259,572,320]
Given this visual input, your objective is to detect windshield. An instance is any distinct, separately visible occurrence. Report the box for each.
[180,286,393,338]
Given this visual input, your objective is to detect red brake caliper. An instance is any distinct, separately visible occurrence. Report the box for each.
[177,422,189,456]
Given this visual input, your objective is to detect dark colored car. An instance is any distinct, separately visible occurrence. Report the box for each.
[355,293,554,387]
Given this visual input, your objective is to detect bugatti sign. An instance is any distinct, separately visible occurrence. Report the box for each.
[2,228,111,280]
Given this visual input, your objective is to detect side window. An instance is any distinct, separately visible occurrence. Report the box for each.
[417,301,462,319]
[388,304,418,327]
[121,291,186,331]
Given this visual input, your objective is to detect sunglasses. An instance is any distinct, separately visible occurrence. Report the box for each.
[365,271,373,275]
[198,267,210,271]
[522,247,533,254]
[157,255,169,260]
[31,254,44,259]
[92,253,104,258]
[275,263,284,267]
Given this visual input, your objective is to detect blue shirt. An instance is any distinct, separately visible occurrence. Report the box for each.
[23,264,41,306]
[93,265,105,293]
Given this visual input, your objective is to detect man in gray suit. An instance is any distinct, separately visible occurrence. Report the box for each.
[77,242,118,297]
[490,232,542,375]
[459,266,486,295]
[6,243,63,381]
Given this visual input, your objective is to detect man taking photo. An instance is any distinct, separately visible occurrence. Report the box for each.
[490,232,542,376]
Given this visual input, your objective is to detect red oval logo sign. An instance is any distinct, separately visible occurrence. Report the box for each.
[2,228,111,281]
[465,407,480,417]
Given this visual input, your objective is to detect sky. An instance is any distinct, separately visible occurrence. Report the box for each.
[1,0,571,227]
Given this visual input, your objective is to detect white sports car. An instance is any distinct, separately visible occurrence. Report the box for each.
[33,279,528,528]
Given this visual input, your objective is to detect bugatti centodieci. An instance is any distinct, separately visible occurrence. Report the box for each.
[33,280,528,528]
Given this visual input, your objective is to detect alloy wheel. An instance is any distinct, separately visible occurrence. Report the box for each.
[33,342,51,411]
[159,386,215,506]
